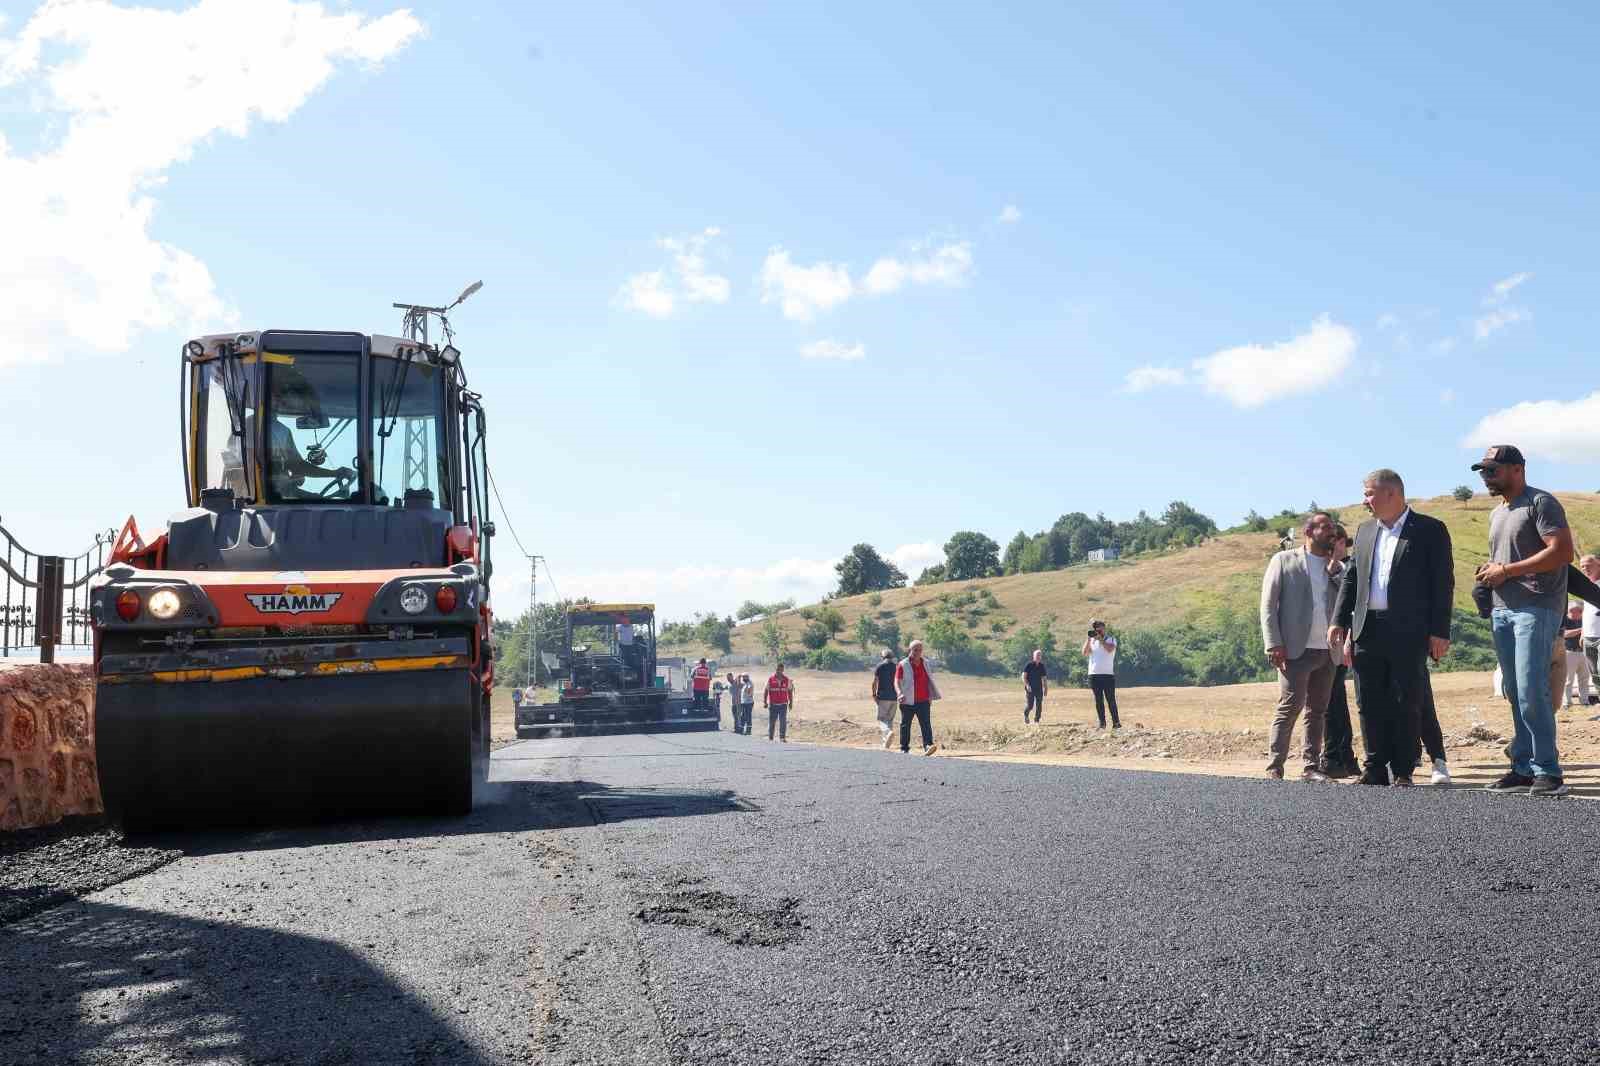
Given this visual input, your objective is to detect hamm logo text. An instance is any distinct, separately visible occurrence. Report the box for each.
[245,592,343,615]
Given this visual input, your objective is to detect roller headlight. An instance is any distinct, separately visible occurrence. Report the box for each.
[399,585,429,615]
[147,588,182,620]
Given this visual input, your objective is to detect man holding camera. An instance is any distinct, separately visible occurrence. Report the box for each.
[1081,621,1120,729]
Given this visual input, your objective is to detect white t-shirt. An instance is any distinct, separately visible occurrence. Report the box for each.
[1088,637,1117,675]
[1305,552,1331,650]
[1583,602,1600,640]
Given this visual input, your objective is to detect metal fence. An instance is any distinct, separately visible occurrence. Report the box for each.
[0,518,119,660]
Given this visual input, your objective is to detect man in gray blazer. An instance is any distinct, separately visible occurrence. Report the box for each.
[1260,512,1345,781]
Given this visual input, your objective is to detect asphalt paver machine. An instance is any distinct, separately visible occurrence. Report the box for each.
[515,604,718,737]
[91,289,497,829]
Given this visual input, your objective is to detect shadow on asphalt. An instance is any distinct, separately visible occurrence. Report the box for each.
[133,779,760,856]
[0,899,498,1065]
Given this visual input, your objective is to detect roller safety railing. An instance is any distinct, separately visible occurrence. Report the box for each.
[0,519,119,657]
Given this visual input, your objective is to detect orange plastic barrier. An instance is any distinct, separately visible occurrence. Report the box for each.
[0,665,101,830]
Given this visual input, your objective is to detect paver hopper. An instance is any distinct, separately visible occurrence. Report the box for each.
[90,318,496,829]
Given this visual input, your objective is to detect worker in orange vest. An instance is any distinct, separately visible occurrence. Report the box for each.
[764,662,795,742]
[691,658,712,711]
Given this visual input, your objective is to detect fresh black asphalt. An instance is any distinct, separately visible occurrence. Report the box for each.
[4,731,1598,1064]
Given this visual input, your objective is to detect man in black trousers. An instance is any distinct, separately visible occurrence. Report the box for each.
[1328,469,1454,787]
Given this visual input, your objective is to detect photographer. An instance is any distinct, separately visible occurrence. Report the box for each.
[1080,620,1121,730]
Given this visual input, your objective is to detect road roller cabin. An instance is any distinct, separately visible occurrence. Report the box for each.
[89,318,495,830]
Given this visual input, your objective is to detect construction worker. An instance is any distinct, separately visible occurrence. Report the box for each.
[764,663,795,742]
[691,658,712,711]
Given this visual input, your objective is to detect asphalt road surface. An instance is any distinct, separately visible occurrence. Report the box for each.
[5,731,1599,1065]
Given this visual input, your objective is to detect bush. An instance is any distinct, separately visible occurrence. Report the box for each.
[815,605,846,637]
[877,618,902,655]
[800,621,830,650]
[805,647,849,671]
[868,593,883,607]
[914,606,929,619]
[990,619,1008,634]
[999,615,1058,673]
[799,607,817,621]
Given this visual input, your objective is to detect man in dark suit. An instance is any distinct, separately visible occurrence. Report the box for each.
[1328,469,1454,786]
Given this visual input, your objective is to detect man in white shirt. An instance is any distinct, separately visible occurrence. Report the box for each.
[1259,512,1344,781]
[1080,621,1120,729]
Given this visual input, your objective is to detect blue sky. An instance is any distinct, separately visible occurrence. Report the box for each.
[2,1,1598,619]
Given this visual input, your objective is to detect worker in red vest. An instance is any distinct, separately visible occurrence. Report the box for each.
[691,658,712,710]
[763,662,795,742]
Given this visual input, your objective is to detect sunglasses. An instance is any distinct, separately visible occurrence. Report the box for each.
[1477,465,1501,476]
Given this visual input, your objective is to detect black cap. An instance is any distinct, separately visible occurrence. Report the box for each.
[1471,444,1526,471]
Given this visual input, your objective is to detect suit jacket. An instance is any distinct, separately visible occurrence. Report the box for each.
[1260,546,1345,659]
[1333,509,1454,643]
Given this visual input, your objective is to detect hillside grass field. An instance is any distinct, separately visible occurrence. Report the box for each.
[663,492,1600,671]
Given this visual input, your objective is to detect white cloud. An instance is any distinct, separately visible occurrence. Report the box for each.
[617,227,730,317]
[1488,272,1532,303]
[860,241,972,295]
[1191,316,1357,409]
[1431,337,1458,354]
[1463,392,1600,463]
[1474,306,1531,341]
[1472,272,1533,341]
[886,542,942,581]
[799,339,865,361]
[758,248,854,321]
[997,204,1022,224]
[760,239,974,320]
[0,0,424,369]
[615,270,674,318]
[1122,365,1189,393]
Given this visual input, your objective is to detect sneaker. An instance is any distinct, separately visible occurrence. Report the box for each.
[882,732,895,750]
[1356,772,1388,786]
[923,743,940,756]
[1392,776,1414,788]
[1430,759,1451,787]
[1301,768,1330,783]
[1487,770,1535,792]
[1266,767,1284,781]
[1530,775,1570,797]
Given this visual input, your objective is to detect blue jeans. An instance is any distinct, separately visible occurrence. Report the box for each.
[1491,605,1562,777]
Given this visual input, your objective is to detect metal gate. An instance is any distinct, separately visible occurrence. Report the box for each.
[0,519,119,661]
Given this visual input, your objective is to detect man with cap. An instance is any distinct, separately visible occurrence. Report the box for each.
[1474,445,1575,796]
[870,649,899,749]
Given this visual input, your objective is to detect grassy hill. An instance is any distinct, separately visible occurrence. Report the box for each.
[665,491,1600,682]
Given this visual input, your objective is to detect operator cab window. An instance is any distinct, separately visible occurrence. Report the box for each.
[372,356,447,507]
[262,353,360,504]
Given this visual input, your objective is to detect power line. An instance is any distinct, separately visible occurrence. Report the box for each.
[486,468,531,559]
[540,556,564,606]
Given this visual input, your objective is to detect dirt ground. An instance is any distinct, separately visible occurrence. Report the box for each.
[490,668,1600,796]
[501,668,1596,798]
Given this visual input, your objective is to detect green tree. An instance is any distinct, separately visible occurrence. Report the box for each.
[943,531,1002,581]
[834,543,909,596]
[1002,531,1030,574]
[815,605,846,638]
[999,614,1058,673]
[758,618,788,662]
[1452,485,1474,503]
[915,563,947,586]
[1242,509,1269,532]
[800,621,830,650]
[877,617,902,655]
[691,612,733,653]
[854,615,879,654]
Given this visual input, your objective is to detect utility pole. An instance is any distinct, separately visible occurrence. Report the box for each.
[525,554,544,692]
